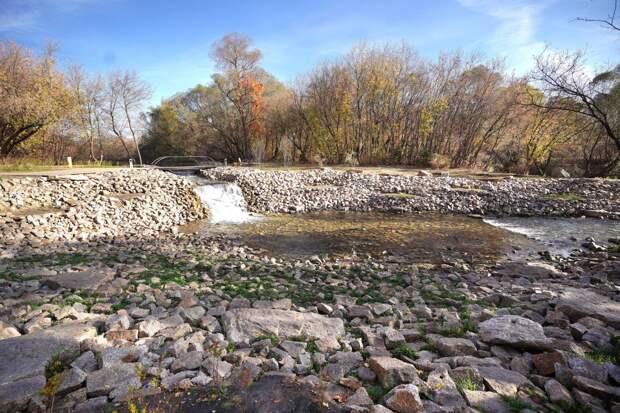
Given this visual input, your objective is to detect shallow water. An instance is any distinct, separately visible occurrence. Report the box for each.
[484,216,620,256]
[180,212,536,263]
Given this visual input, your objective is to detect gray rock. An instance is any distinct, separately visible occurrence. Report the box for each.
[86,363,140,397]
[221,308,344,351]
[426,367,466,410]
[463,390,510,413]
[572,375,620,400]
[557,288,620,328]
[203,357,233,380]
[74,395,108,413]
[346,387,374,408]
[0,322,95,386]
[545,378,574,406]
[427,334,476,356]
[369,356,418,389]
[41,270,114,293]
[479,315,552,350]
[0,375,46,413]
[171,351,203,372]
[478,366,532,397]
[71,351,98,373]
[57,367,88,396]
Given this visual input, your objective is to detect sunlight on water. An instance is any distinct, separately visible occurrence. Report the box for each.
[484,216,620,255]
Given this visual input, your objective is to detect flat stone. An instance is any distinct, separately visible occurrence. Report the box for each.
[557,288,620,329]
[545,379,574,406]
[0,375,46,412]
[496,261,562,279]
[463,390,510,413]
[427,367,466,410]
[57,367,88,396]
[86,363,140,397]
[171,351,204,372]
[478,366,532,397]
[74,395,108,413]
[427,334,476,356]
[0,322,96,386]
[479,315,552,350]
[572,375,620,401]
[71,351,98,372]
[346,387,374,408]
[222,308,344,351]
[40,270,114,293]
[280,341,307,359]
[368,356,418,389]
[384,384,424,413]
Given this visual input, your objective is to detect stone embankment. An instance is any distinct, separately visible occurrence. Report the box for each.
[0,169,205,254]
[0,234,618,412]
[202,167,620,218]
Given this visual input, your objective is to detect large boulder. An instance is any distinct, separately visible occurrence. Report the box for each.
[479,315,552,350]
[557,288,620,329]
[41,270,115,293]
[222,308,345,351]
[368,357,418,389]
[0,322,97,412]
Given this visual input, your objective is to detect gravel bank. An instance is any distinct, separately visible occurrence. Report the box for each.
[201,167,620,218]
[0,169,205,253]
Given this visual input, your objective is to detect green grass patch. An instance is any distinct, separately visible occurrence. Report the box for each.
[365,385,387,402]
[502,395,535,412]
[253,334,279,346]
[391,343,417,359]
[15,253,91,267]
[454,371,481,393]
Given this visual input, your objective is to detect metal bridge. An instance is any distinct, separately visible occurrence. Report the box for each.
[144,156,224,172]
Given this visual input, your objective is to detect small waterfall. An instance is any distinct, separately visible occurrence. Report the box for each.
[183,175,257,224]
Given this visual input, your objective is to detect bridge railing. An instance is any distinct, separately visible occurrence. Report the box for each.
[143,156,224,170]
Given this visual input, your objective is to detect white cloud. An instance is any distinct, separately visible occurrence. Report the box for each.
[457,0,551,73]
[0,0,113,32]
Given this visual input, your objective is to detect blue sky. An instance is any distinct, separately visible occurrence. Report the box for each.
[1,0,617,104]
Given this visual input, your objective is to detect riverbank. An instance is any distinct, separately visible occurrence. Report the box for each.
[1,167,620,413]
[202,167,620,218]
[0,227,619,412]
[0,169,205,255]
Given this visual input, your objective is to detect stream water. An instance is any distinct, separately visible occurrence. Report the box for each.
[181,174,620,260]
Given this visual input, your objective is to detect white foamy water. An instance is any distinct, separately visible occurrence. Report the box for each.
[182,175,258,224]
[484,216,620,255]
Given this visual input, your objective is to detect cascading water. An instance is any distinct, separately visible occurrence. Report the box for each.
[184,175,258,224]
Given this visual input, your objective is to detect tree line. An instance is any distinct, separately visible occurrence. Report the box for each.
[0,42,151,165]
[141,35,619,176]
[1,32,618,176]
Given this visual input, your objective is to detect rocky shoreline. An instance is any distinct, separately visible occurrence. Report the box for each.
[0,228,619,412]
[201,167,620,218]
[0,169,205,256]
[0,168,619,413]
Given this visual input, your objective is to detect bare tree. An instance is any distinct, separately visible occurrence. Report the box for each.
[103,70,151,164]
[67,66,105,161]
[577,0,619,32]
[529,50,620,175]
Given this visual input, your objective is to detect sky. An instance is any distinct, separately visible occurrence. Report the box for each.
[1,0,618,104]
